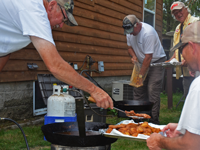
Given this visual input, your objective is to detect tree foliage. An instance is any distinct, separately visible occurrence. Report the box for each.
[163,0,200,34]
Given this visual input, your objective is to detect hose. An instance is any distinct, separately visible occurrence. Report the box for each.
[78,55,90,71]
[0,118,30,150]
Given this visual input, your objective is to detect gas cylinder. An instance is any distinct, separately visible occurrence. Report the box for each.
[47,85,76,117]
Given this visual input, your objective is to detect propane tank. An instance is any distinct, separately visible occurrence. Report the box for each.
[47,85,76,117]
[62,85,76,116]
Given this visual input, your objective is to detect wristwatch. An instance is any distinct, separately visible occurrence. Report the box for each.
[139,74,143,78]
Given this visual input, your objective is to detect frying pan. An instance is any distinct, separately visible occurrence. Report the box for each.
[115,100,153,111]
[41,122,117,147]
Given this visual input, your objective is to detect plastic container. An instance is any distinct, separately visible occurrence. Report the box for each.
[44,115,77,125]
[47,85,76,117]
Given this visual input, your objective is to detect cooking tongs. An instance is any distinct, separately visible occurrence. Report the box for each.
[88,97,145,119]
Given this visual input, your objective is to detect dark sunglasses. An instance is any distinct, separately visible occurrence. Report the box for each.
[57,3,68,24]
[122,24,133,30]
[179,43,188,53]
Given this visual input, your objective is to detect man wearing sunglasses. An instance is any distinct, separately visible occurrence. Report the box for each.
[122,15,166,125]
[166,1,199,100]
[147,21,200,150]
[0,0,114,109]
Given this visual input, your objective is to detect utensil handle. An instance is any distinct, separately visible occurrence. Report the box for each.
[88,96,126,114]
[88,96,96,103]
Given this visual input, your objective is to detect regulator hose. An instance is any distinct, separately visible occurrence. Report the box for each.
[0,118,30,150]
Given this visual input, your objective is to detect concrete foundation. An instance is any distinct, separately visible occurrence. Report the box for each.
[0,81,33,120]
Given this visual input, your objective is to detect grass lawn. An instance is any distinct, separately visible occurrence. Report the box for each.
[0,92,184,150]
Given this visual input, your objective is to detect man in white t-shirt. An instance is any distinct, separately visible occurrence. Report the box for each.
[122,15,166,124]
[147,21,200,150]
[0,0,113,109]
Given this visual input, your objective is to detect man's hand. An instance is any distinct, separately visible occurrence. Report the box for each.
[165,53,175,63]
[162,123,181,138]
[181,59,188,67]
[90,87,113,109]
[165,60,170,63]
[131,57,138,64]
[146,133,162,150]
[189,71,195,77]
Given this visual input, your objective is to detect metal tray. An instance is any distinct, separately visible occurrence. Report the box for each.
[103,132,147,142]
[150,62,182,67]
[100,120,166,142]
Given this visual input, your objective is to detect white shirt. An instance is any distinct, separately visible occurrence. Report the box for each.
[126,22,166,63]
[0,0,55,57]
[176,75,200,135]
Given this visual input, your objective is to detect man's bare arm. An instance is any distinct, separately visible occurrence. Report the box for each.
[128,46,137,60]
[0,54,10,72]
[30,36,113,109]
[139,54,152,76]
[147,130,200,150]
[159,130,200,150]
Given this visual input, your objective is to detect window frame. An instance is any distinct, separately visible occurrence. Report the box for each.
[143,0,156,28]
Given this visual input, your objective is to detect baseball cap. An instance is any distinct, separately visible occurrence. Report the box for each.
[56,0,78,26]
[170,1,185,13]
[122,15,139,35]
[170,21,200,52]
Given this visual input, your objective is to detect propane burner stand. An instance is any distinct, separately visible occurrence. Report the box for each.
[76,98,86,137]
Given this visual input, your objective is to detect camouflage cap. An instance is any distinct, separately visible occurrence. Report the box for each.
[56,0,78,26]
[122,15,139,35]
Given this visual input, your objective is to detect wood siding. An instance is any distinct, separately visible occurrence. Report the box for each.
[0,0,163,82]
[156,0,163,40]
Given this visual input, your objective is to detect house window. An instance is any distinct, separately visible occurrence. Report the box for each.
[143,0,156,27]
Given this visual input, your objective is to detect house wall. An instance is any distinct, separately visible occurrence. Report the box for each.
[0,0,163,119]
[0,0,163,82]
[155,0,163,40]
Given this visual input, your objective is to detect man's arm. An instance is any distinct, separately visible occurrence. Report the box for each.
[139,54,152,76]
[147,130,200,150]
[128,46,152,76]
[128,46,136,58]
[30,36,113,109]
[128,46,138,63]
[0,54,10,72]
